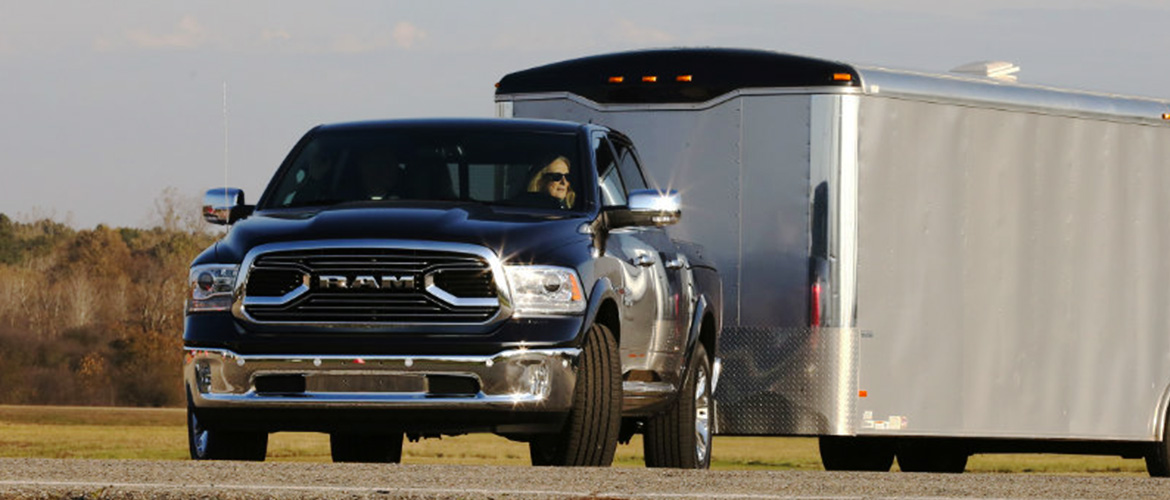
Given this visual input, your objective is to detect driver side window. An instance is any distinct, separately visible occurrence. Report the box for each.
[594,134,627,207]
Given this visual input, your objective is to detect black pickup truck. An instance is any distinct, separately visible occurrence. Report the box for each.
[184,118,721,468]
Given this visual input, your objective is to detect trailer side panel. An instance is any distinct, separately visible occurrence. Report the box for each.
[854,95,1170,440]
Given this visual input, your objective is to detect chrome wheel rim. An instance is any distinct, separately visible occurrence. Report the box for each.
[694,363,711,465]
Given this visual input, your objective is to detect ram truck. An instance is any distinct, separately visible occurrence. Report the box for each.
[184,118,721,467]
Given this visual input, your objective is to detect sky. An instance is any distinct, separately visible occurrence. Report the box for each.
[2,0,1169,229]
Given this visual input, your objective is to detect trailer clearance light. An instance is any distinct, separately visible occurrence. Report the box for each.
[1163,113,1170,120]
[833,73,853,82]
[608,76,624,84]
[676,75,693,82]
[642,76,658,83]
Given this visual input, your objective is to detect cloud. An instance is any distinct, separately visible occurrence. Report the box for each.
[261,29,292,43]
[330,33,389,54]
[613,19,674,45]
[123,15,209,50]
[392,22,427,49]
[328,22,428,54]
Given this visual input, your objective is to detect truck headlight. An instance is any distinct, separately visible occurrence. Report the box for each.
[504,265,585,316]
[187,264,239,313]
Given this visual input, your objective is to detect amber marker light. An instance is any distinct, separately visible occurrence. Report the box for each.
[1163,113,1170,120]
[833,73,853,82]
[608,76,624,83]
[642,75,658,83]
[570,275,583,302]
[676,75,693,82]
[859,390,868,398]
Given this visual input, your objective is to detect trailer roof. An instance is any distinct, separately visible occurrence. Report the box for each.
[497,48,1170,124]
[495,48,859,104]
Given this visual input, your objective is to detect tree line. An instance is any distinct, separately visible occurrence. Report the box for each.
[0,192,215,407]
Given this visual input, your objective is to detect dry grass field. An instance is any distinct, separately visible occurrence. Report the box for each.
[0,405,1149,474]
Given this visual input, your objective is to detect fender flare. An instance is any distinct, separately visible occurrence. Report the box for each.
[678,293,716,390]
[575,277,619,346]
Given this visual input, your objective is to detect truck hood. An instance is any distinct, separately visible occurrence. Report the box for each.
[209,202,593,265]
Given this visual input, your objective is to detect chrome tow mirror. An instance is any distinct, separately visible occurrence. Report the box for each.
[609,189,682,228]
[202,188,248,225]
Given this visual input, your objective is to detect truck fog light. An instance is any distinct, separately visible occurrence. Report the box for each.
[195,363,213,393]
[525,362,551,399]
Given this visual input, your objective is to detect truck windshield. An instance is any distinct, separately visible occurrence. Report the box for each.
[263,129,583,211]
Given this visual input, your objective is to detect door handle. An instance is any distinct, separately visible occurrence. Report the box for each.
[631,254,655,267]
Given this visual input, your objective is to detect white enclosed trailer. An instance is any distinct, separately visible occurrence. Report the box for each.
[495,48,1170,474]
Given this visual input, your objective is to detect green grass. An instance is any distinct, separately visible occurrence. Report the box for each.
[0,405,1150,474]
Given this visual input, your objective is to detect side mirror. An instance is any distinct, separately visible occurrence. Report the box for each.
[608,189,682,229]
[202,188,250,225]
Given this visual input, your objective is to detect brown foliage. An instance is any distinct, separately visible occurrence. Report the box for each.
[0,204,216,407]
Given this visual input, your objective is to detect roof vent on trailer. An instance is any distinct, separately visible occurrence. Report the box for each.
[950,61,1020,82]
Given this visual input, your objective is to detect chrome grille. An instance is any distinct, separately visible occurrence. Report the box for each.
[242,247,499,324]
[246,269,305,297]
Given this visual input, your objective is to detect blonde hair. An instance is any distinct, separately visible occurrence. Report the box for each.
[527,156,575,208]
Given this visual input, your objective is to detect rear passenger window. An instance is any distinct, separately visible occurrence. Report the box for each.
[594,135,627,207]
[612,138,647,192]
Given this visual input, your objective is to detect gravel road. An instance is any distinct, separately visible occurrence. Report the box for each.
[1,459,1169,499]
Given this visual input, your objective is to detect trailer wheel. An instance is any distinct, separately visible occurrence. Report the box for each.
[819,436,893,471]
[644,343,712,469]
[1147,407,1170,477]
[529,323,621,466]
[330,432,404,463]
[896,442,968,473]
[187,403,268,461]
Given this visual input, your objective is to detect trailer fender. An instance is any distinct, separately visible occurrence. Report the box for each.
[1153,381,1170,441]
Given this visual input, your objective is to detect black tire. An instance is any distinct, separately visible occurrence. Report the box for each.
[896,442,968,473]
[819,436,894,471]
[644,343,712,469]
[330,432,404,463]
[529,323,621,466]
[1147,407,1170,477]
[187,404,268,461]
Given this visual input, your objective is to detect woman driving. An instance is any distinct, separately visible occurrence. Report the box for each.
[525,156,575,209]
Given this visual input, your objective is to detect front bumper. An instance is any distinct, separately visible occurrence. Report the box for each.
[184,347,580,413]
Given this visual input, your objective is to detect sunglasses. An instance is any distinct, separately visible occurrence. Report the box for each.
[542,172,570,183]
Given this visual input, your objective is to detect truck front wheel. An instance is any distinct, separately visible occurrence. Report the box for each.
[644,343,712,469]
[187,404,268,461]
[529,323,621,466]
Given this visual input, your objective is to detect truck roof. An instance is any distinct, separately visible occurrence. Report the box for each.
[315,117,591,134]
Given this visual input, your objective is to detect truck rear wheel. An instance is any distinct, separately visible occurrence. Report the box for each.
[330,432,404,463]
[819,436,893,471]
[187,404,268,461]
[644,343,712,469]
[529,323,621,466]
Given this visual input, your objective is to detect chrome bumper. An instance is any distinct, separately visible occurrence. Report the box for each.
[184,347,580,412]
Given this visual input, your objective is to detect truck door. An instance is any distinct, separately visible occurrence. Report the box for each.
[595,133,689,386]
